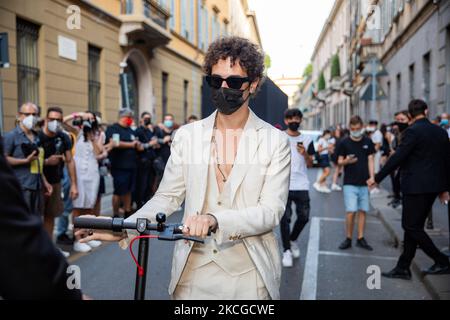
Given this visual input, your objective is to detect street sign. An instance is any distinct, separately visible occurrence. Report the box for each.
[361,57,388,77]
[360,81,387,101]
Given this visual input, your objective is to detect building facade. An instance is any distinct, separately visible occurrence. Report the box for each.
[350,0,450,124]
[298,0,450,130]
[305,0,352,130]
[0,0,262,132]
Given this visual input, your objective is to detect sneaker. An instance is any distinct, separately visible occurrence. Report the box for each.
[290,241,300,259]
[356,237,373,251]
[74,241,92,253]
[331,184,342,191]
[87,240,102,248]
[56,233,74,246]
[320,185,331,193]
[282,250,294,267]
[339,238,352,250]
[59,248,70,258]
[313,182,321,192]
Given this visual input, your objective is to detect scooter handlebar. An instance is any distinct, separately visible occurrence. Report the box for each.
[74,217,116,230]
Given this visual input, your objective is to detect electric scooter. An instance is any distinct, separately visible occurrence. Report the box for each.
[74,213,206,300]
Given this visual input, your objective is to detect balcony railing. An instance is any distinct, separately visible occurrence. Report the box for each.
[119,0,172,48]
[121,0,170,29]
[143,0,170,29]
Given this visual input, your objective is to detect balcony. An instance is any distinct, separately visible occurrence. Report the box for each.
[119,0,172,48]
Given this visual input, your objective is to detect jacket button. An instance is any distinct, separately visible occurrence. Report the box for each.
[217,201,222,206]
[213,249,218,254]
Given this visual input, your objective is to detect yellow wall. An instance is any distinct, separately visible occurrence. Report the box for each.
[0,0,261,130]
[0,0,122,131]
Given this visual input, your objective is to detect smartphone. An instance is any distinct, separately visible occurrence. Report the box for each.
[112,133,120,146]
[348,154,355,158]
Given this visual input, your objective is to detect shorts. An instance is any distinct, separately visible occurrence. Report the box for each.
[44,183,64,217]
[318,154,330,168]
[343,185,370,213]
[111,168,136,196]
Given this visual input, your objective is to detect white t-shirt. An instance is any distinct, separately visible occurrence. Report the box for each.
[285,132,315,191]
[371,130,383,145]
[317,137,330,155]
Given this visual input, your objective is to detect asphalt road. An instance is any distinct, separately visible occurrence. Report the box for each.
[70,169,432,300]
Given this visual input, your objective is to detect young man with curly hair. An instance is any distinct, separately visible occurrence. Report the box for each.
[76,36,291,300]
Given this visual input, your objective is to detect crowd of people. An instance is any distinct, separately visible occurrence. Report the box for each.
[3,98,450,275]
[281,99,450,277]
[3,102,199,256]
[1,35,449,301]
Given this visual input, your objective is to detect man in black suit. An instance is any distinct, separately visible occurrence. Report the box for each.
[367,99,450,279]
[0,135,82,299]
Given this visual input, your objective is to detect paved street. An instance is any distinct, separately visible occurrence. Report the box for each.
[69,169,437,300]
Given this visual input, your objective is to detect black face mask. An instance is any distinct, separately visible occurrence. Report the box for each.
[143,118,152,126]
[288,122,300,132]
[394,122,408,132]
[211,87,251,115]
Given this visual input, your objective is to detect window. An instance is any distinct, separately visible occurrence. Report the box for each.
[223,22,229,37]
[190,0,194,43]
[125,63,139,114]
[423,52,431,104]
[183,80,189,123]
[16,18,40,108]
[121,0,134,14]
[204,7,209,47]
[212,14,219,41]
[198,0,203,49]
[88,45,101,112]
[162,72,168,119]
[408,63,415,101]
[170,0,175,29]
[396,73,401,108]
[180,0,194,42]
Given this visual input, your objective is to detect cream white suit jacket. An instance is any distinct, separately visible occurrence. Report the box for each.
[121,108,291,300]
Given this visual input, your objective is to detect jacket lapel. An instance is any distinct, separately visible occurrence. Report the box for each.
[194,111,217,213]
[229,109,264,204]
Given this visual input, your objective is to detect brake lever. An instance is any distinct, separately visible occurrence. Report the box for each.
[182,235,205,244]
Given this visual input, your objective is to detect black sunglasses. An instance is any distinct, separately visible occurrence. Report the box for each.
[205,75,250,90]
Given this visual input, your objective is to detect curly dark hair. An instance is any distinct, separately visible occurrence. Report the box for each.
[203,36,265,86]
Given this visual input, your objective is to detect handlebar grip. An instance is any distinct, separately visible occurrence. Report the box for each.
[173,224,212,236]
[73,217,115,230]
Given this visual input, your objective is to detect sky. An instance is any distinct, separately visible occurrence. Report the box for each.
[248,0,335,80]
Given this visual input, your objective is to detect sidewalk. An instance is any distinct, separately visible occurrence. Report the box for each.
[369,185,450,300]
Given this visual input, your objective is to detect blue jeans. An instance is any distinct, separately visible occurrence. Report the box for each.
[343,185,370,213]
[56,167,73,237]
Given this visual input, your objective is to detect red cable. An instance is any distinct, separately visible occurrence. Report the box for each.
[129,235,158,277]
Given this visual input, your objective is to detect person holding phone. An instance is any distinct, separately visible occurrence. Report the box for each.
[105,109,144,219]
[337,116,375,251]
[280,108,315,267]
